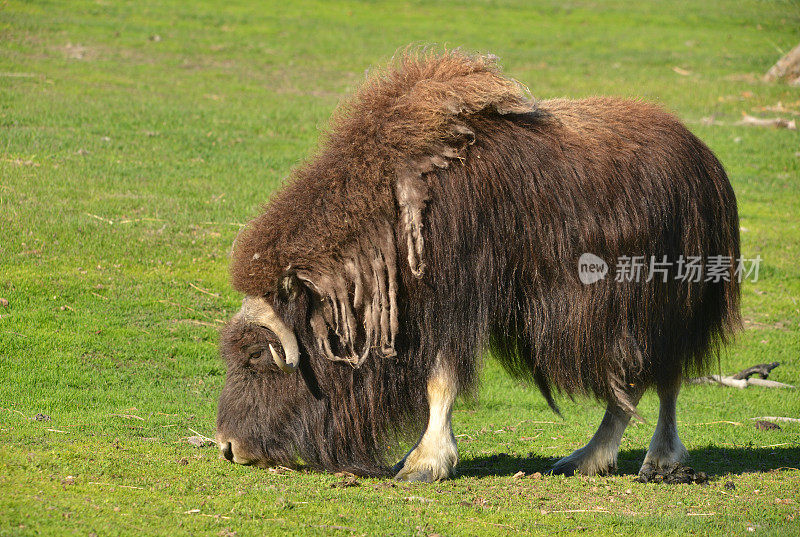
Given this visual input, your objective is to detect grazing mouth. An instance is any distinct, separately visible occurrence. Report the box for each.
[216,436,274,468]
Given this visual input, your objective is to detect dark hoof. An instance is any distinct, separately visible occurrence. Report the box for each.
[549,464,576,477]
[636,463,707,485]
[395,469,434,483]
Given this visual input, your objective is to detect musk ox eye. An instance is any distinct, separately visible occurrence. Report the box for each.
[247,347,265,363]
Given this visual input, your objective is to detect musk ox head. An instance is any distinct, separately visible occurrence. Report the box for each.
[215,279,428,475]
[215,280,312,467]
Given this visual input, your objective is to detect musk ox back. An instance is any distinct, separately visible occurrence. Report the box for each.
[215,49,740,481]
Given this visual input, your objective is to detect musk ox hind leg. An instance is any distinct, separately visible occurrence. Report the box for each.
[393,358,458,482]
[638,380,688,479]
[551,387,645,476]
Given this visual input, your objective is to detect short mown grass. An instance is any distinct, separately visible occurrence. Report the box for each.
[1,1,799,535]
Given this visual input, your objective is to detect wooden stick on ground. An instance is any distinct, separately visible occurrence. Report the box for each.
[687,362,795,389]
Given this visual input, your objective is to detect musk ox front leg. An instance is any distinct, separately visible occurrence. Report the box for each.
[393,360,458,482]
[551,387,644,476]
[639,381,688,478]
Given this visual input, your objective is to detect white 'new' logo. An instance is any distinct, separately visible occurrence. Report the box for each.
[578,253,608,284]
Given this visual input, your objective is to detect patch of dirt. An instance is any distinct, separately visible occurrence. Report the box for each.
[59,42,98,61]
[330,472,359,488]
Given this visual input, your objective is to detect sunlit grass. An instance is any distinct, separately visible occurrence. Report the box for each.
[1,1,799,535]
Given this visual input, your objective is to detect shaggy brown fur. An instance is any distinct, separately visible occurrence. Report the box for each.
[218,49,740,475]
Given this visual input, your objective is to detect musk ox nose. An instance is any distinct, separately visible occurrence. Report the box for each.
[220,441,234,462]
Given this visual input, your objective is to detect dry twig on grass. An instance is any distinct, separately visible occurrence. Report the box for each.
[109,413,145,420]
[86,213,114,224]
[187,427,216,447]
[737,113,796,130]
[764,42,800,85]
[732,362,780,380]
[687,362,795,389]
[172,319,219,328]
[188,282,220,298]
[751,416,800,424]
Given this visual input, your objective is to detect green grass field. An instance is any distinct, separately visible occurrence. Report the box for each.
[2,1,799,535]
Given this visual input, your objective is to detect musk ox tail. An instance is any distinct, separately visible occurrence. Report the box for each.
[683,157,742,374]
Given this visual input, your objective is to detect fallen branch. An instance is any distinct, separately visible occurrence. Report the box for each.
[688,375,795,389]
[764,42,800,85]
[687,362,795,389]
[736,113,796,130]
[751,416,800,424]
[733,362,779,380]
[743,378,795,388]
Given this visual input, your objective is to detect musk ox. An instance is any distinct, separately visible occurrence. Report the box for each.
[215,50,740,481]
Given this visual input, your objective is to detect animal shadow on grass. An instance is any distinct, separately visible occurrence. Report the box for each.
[459,446,800,478]
[458,452,553,477]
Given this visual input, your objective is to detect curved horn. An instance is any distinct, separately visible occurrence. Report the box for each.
[241,297,299,373]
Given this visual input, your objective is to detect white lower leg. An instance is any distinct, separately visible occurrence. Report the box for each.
[552,404,634,476]
[394,361,458,482]
[640,383,688,474]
